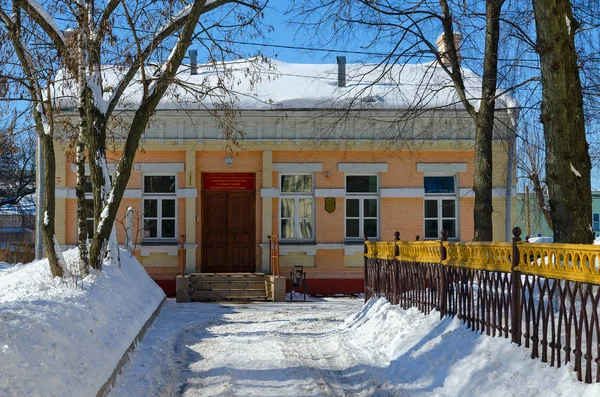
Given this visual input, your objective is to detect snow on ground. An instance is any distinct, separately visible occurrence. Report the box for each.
[111,297,600,397]
[3,249,600,396]
[0,249,164,397]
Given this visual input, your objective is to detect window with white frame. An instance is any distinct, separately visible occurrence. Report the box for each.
[143,175,176,240]
[424,176,457,239]
[85,199,94,237]
[594,213,600,231]
[280,174,314,240]
[79,176,111,239]
[345,175,378,239]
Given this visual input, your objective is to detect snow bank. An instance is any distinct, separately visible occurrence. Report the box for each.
[0,249,165,397]
[342,298,600,396]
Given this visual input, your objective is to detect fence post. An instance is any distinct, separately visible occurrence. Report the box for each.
[364,234,369,302]
[439,229,448,319]
[511,227,522,345]
[393,231,400,304]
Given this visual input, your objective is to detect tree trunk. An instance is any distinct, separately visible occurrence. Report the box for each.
[75,140,89,276]
[472,0,503,242]
[40,133,63,277]
[532,0,592,243]
[87,116,110,270]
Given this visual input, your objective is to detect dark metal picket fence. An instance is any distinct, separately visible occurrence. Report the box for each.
[364,228,600,383]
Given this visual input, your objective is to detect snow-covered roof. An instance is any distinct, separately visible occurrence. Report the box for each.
[52,58,518,113]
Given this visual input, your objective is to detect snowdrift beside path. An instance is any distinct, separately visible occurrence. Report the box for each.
[0,249,165,397]
[342,298,600,396]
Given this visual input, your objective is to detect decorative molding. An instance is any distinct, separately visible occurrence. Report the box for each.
[69,162,185,174]
[138,163,184,173]
[417,163,467,173]
[459,188,475,198]
[275,243,365,256]
[140,245,179,256]
[315,188,345,198]
[123,189,142,198]
[316,243,344,250]
[338,163,388,173]
[261,188,280,198]
[70,163,119,175]
[273,163,323,173]
[459,188,513,198]
[55,188,76,199]
[176,188,197,198]
[279,244,317,256]
[381,188,424,198]
[56,188,142,198]
[344,244,365,255]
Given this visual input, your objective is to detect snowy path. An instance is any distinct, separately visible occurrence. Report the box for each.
[109,298,376,397]
[110,297,600,397]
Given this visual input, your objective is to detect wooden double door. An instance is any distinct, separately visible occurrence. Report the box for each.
[201,191,256,273]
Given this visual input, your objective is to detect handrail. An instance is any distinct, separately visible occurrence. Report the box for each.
[366,237,600,282]
[270,235,280,277]
[516,242,600,283]
[178,234,186,277]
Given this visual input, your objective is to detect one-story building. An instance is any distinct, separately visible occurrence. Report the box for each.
[53,49,517,295]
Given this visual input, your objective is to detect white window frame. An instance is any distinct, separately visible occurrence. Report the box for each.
[344,174,379,240]
[142,174,177,241]
[279,173,315,241]
[423,174,459,240]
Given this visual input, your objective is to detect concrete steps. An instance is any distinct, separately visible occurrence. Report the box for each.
[184,273,270,301]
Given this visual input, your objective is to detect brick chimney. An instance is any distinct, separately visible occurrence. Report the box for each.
[436,32,462,67]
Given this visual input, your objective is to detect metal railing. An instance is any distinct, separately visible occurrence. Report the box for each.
[178,234,186,277]
[269,235,280,277]
[364,228,600,384]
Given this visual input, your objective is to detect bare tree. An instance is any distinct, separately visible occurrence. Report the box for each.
[0,0,268,275]
[531,0,593,243]
[0,116,35,209]
[290,0,519,241]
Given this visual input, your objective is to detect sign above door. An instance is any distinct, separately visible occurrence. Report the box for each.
[203,173,255,191]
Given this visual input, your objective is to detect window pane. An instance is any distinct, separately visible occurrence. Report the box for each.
[364,199,377,218]
[364,219,377,238]
[346,219,360,238]
[85,199,94,219]
[594,213,600,222]
[299,219,313,239]
[143,219,157,238]
[162,199,175,218]
[162,220,175,238]
[281,175,312,193]
[281,199,295,218]
[144,199,157,217]
[86,220,94,237]
[346,199,359,217]
[298,198,313,218]
[144,176,175,193]
[424,200,438,218]
[346,175,377,193]
[84,176,93,193]
[442,220,456,238]
[425,220,438,238]
[424,176,455,194]
[442,200,455,218]
[281,219,295,238]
